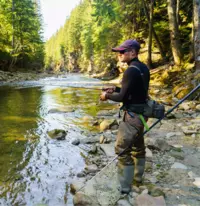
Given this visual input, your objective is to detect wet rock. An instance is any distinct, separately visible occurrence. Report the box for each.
[136,194,166,206]
[85,164,98,173]
[100,119,118,132]
[77,171,86,178]
[47,129,67,140]
[72,138,80,145]
[70,179,86,194]
[48,108,74,113]
[171,162,187,170]
[73,192,97,206]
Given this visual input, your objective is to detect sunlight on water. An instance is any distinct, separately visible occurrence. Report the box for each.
[0,74,117,206]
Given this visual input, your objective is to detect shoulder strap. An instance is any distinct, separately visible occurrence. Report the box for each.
[129,65,147,92]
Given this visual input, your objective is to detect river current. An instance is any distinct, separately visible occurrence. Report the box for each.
[0,74,115,206]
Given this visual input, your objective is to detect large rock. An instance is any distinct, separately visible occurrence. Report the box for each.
[77,161,121,206]
[73,192,99,206]
[100,143,115,157]
[100,119,118,131]
[70,179,86,194]
[136,194,166,206]
[47,129,67,140]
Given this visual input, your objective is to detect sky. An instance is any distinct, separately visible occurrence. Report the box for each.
[40,0,81,40]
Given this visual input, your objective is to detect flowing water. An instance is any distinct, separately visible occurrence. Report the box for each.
[0,74,116,206]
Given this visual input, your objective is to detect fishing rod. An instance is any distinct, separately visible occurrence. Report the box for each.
[76,83,200,193]
[36,84,103,90]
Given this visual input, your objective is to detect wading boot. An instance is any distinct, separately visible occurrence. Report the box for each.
[133,157,145,186]
[117,162,134,194]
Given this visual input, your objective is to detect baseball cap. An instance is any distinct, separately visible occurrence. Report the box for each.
[112,39,140,52]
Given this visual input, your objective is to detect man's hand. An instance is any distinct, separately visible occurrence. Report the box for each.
[100,92,108,101]
[102,86,116,94]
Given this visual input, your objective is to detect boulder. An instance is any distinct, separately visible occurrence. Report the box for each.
[100,119,118,132]
[73,192,98,206]
[136,194,166,206]
[70,179,86,194]
[47,129,67,140]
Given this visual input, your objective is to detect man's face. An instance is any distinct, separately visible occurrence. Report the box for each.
[117,49,137,63]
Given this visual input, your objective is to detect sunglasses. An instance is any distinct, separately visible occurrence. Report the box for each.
[119,49,130,54]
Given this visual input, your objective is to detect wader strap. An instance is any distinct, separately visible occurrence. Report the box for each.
[139,114,149,131]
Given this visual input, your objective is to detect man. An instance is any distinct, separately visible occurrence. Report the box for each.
[100,39,150,194]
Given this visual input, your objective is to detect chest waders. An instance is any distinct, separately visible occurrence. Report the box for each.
[77,83,200,195]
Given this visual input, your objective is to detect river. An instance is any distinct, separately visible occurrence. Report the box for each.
[0,74,116,206]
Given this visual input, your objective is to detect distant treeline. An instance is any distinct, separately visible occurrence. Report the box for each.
[45,0,200,73]
[0,1,200,73]
[0,0,44,71]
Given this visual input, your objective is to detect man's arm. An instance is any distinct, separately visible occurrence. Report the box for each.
[105,69,132,102]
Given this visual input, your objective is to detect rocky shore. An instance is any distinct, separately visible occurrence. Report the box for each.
[0,70,56,84]
[0,69,199,205]
[68,101,200,206]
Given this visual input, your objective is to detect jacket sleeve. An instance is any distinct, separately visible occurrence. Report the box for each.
[106,68,132,102]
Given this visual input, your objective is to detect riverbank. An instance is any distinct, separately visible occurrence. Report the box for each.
[0,70,199,206]
[0,70,57,84]
[70,102,200,206]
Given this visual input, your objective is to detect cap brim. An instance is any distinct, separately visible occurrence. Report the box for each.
[112,47,126,52]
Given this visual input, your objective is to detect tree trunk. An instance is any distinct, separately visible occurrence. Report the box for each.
[176,0,180,27]
[167,0,182,65]
[193,0,200,71]
[12,0,15,50]
[147,0,154,69]
[143,0,166,60]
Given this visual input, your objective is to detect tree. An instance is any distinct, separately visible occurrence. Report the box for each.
[0,0,44,70]
[167,0,182,65]
[193,0,200,71]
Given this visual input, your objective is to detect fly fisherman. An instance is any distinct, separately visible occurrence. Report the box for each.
[100,39,150,194]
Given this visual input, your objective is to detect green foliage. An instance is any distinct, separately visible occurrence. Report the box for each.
[44,0,194,73]
[0,0,44,71]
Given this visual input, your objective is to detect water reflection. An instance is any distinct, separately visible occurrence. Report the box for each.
[0,75,116,206]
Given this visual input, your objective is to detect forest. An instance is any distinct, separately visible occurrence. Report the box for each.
[0,0,43,71]
[0,0,200,77]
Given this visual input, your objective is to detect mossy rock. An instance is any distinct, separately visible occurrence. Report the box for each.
[149,187,165,197]
[47,129,67,140]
